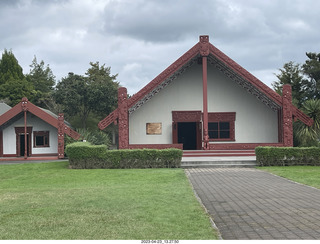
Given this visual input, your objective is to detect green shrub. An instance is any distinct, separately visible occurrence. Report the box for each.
[76,128,110,147]
[66,142,182,169]
[256,146,320,166]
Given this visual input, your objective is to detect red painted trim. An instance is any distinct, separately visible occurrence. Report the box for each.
[15,127,32,157]
[0,130,3,157]
[127,43,200,109]
[202,55,209,150]
[207,112,236,142]
[209,45,283,106]
[208,112,236,121]
[210,138,235,142]
[14,127,33,134]
[292,106,313,126]
[118,87,129,149]
[0,98,81,141]
[0,98,81,160]
[196,121,202,150]
[278,109,283,143]
[282,85,293,147]
[2,154,19,157]
[58,114,65,159]
[172,122,178,144]
[0,156,59,161]
[24,110,27,159]
[98,35,313,132]
[0,102,24,126]
[172,111,202,150]
[129,144,183,150]
[2,153,58,158]
[98,108,119,130]
[209,143,283,150]
[172,111,202,122]
[33,131,49,148]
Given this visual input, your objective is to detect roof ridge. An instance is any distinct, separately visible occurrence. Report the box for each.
[128,42,201,108]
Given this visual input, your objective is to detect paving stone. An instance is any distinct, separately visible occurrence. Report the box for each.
[186,168,320,240]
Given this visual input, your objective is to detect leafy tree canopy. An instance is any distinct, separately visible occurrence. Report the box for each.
[0,78,35,106]
[26,56,56,107]
[26,56,55,93]
[273,52,320,107]
[55,62,119,129]
[272,61,305,107]
[0,49,34,105]
[302,52,320,100]
[0,49,24,85]
[274,52,320,146]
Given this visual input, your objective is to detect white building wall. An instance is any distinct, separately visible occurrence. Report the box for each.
[3,113,58,155]
[129,63,278,144]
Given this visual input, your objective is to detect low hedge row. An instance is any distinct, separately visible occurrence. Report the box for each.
[65,142,183,169]
[255,146,320,166]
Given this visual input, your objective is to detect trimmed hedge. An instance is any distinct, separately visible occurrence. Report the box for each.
[255,146,320,166]
[65,142,183,169]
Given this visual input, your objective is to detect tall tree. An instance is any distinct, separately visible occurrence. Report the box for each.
[272,61,306,107]
[27,56,55,93]
[55,72,87,120]
[86,62,119,116]
[302,52,320,100]
[26,56,56,107]
[55,62,119,129]
[0,49,24,85]
[0,49,34,105]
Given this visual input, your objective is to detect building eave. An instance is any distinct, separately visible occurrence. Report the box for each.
[98,35,313,129]
[0,98,81,140]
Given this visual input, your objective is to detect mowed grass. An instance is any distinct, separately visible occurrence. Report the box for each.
[259,166,320,189]
[0,162,218,240]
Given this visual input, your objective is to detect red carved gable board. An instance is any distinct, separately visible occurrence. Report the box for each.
[0,97,81,140]
[99,35,313,130]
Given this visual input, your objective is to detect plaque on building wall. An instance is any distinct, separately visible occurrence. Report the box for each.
[146,123,162,135]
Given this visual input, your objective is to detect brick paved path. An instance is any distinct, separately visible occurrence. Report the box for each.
[186,168,320,240]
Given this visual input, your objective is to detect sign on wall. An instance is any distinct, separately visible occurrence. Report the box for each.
[146,123,162,135]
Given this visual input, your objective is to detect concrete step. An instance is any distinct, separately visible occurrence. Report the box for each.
[181,156,257,168]
[181,163,257,168]
[183,150,256,154]
[183,153,256,157]
[183,150,256,157]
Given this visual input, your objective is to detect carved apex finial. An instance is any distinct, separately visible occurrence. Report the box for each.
[199,35,210,57]
[21,97,29,111]
[199,35,209,43]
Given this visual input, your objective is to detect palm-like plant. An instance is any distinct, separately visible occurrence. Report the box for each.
[294,99,320,146]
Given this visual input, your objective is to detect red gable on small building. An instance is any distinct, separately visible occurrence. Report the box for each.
[99,35,313,151]
[0,97,81,160]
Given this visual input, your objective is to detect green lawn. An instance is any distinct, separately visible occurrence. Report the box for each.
[0,162,218,240]
[259,166,320,189]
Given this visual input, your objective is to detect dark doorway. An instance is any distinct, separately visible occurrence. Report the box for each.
[19,134,30,157]
[178,122,197,150]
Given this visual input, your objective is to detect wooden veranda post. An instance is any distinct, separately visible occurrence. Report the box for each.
[118,87,129,149]
[282,84,294,147]
[58,114,65,159]
[21,97,28,159]
[200,35,210,150]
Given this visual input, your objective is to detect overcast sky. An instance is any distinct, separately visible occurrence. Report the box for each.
[1,0,320,95]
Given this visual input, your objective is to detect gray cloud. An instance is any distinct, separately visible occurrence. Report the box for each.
[0,0,320,94]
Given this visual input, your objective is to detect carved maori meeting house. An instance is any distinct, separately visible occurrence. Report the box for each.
[0,97,81,160]
[99,35,313,151]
